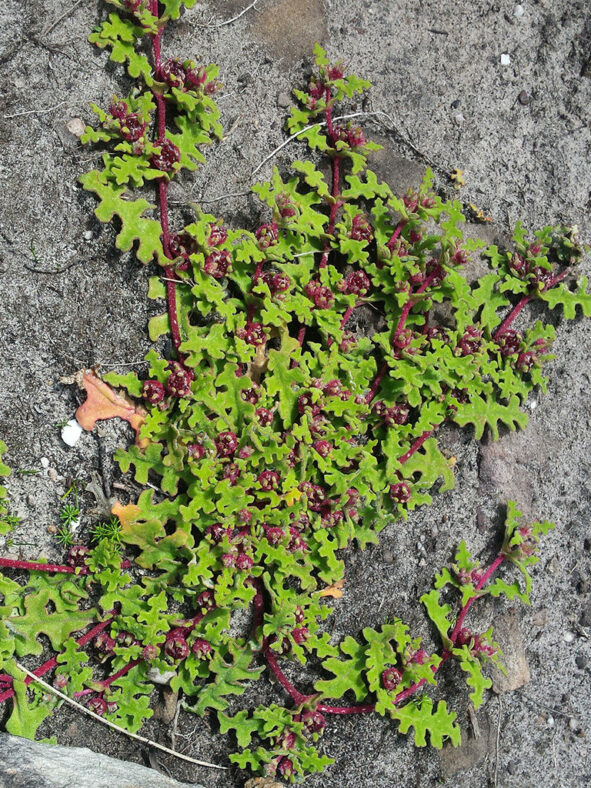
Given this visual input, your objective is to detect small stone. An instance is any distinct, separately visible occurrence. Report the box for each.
[277,92,291,108]
[454,112,465,124]
[40,457,50,469]
[383,550,394,564]
[583,538,591,551]
[500,53,511,66]
[506,760,519,775]
[514,4,524,17]
[451,98,461,109]
[579,604,591,627]
[569,717,580,733]
[146,667,176,685]
[48,468,58,482]
[61,419,83,447]
[547,715,555,728]
[518,90,530,105]
[563,631,576,643]
[83,230,93,241]
[575,654,588,669]
[66,117,86,137]
[46,525,57,535]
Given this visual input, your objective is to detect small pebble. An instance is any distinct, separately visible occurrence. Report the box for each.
[514,4,524,17]
[61,419,83,447]
[500,53,511,66]
[277,92,291,108]
[147,667,177,685]
[383,550,394,564]
[563,631,576,643]
[583,538,591,551]
[518,90,530,105]
[46,525,57,535]
[454,112,465,124]
[48,468,58,482]
[569,717,580,733]
[575,654,588,668]
[40,457,50,469]
[547,715,555,728]
[83,230,93,241]
[66,117,86,138]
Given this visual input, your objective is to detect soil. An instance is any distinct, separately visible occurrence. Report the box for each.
[1,1,590,786]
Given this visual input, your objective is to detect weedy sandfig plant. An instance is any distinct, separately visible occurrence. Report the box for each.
[1,0,590,783]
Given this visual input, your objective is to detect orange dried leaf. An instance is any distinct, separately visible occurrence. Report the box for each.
[111,501,141,528]
[318,578,345,599]
[75,370,148,447]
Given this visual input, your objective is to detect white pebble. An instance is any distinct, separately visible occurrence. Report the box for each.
[40,457,50,469]
[454,112,465,124]
[514,5,524,17]
[66,117,86,138]
[500,53,511,66]
[83,230,93,241]
[70,517,81,532]
[563,631,576,643]
[547,715,555,728]
[61,419,83,447]
[569,717,580,732]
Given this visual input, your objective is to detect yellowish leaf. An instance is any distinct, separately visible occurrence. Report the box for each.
[318,579,345,599]
[75,370,148,447]
[111,501,141,528]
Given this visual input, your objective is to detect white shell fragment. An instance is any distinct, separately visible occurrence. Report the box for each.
[514,5,524,18]
[61,419,83,447]
[500,53,511,66]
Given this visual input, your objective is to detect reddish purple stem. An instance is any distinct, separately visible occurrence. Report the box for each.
[494,269,569,339]
[0,613,116,704]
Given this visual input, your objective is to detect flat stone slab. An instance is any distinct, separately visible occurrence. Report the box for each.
[0,733,206,788]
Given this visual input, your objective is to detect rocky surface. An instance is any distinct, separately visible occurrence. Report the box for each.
[0,733,206,788]
[1,1,590,787]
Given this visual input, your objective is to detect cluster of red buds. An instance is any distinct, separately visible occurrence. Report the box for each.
[304,280,334,309]
[159,57,220,95]
[236,322,267,346]
[254,222,279,249]
[338,270,371,296]
[108,101,146,144]
[166,361,194,397]
[150,139,181,173]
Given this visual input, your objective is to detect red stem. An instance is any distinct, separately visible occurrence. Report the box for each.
[366,273,436,405]
[0,613,116,704]
[264,642,309,706]
[149,3,183,354]
[398,429,435,465]
[0,558,83,575]
[73,658,142,698]
[494,269,569,339]
[0,558,131,576]
[365,361,388,404]
[318,88,341,271]
[386,221,405,251]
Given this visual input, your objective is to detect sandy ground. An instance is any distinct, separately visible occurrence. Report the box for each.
[1,0,590,786]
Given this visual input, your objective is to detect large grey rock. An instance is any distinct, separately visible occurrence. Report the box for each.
[0,734,207,788]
